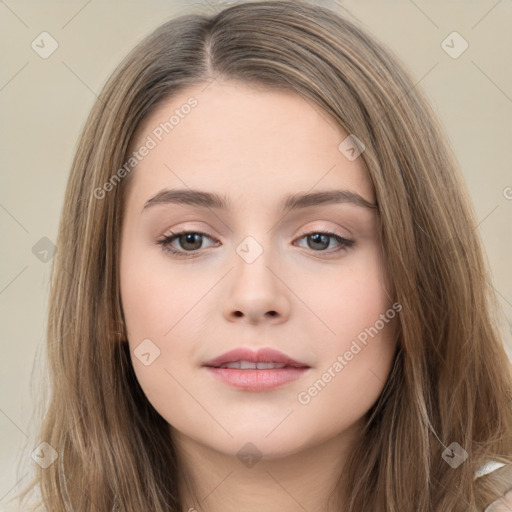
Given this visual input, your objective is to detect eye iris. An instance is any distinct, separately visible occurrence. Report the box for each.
[180,233,202,250]
[308,233,330,250]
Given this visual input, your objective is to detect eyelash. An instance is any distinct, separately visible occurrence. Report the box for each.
[156,229,355,259]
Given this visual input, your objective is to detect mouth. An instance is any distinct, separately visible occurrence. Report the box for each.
[202,347,311,391]
[210,361,304,370]
[202,346,309,369]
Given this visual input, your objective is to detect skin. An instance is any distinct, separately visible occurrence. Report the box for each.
[119,80,399,512]
[486,490,512,512]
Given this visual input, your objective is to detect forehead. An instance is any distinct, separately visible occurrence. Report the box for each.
[125,80,374,209]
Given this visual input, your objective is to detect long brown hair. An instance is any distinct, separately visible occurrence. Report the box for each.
[13,1,512,510]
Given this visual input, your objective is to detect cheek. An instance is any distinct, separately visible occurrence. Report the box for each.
[119,246,201,419]
[294,248,398,415]
[120,242,201,341]
[302,247,394,351]
[119,243,214,393]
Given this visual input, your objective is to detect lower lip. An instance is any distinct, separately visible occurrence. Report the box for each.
[204,366,310,391]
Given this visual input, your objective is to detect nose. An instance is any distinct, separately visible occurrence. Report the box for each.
[222,242,291,325]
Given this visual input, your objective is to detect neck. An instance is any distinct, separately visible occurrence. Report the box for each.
[172,423,362,512]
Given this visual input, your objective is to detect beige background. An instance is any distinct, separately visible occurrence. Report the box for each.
[1,0,511,508]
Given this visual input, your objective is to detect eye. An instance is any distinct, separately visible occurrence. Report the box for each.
[156,229,354,259]
[156,230,219,258]
[294,230,354,254]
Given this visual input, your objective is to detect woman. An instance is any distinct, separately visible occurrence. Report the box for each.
[14,1,512,510]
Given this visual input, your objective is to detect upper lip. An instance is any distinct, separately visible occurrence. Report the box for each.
[203,347,310,368]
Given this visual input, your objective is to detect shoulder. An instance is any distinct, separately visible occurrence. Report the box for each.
[484,489,512,512]
[475,461,512,512]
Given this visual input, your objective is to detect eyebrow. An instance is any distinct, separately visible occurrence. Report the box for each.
[141,188,378,213]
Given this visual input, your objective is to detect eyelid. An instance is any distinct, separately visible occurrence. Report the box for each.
[156,228,218,258]
[158,225,350,245]
[293,228,354,252]
[156,225,354,259]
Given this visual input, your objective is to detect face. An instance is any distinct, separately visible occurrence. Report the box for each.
[119,80,399,459]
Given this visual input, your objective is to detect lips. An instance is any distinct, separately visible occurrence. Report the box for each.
[202,347,310,369]
[202,347,311,391]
